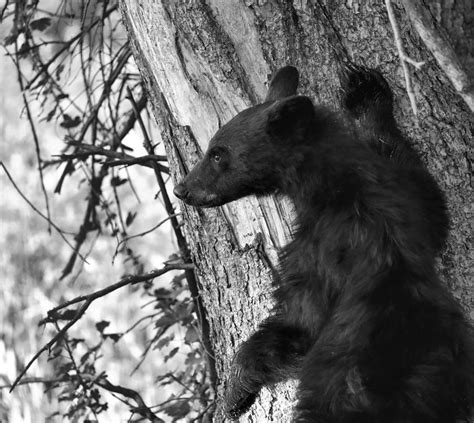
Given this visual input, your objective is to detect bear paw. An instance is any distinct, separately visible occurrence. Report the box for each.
[224,388,258,420]
[340,63,393,120]
[224,366,261,420]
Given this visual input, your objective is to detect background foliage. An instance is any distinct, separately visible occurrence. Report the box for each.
[0,1,212,421]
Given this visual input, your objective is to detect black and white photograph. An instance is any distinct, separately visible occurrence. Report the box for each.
[0,1,473,422]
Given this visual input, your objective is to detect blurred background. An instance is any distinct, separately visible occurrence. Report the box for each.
[0,1,208,421]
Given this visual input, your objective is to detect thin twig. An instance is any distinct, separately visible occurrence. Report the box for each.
[113,213,180,259]
[0,377,68,389]
[95,378,164,422]
[130,324,172,376]
[0,0,10,21]
[0,162,88,263]
[122,314,155,337]
[59,167,106,279]
[68,231,100,286]
[57,323,100,422]
[385,0,424,116]
[105,155,169,171]
[152,395,199,411]
[111,167,127,236]
[11,37,52,232]
[56,143,167,170]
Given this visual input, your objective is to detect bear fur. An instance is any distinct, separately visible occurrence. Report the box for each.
[173,65,474,422]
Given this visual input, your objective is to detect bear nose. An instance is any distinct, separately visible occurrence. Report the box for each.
[173,183,188,200]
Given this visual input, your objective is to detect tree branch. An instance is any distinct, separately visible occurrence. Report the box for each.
[0,377,67,389]
[400,0,474,113]
[127,88,218,390]
[95,378,164,422]
[385,0,423,116]
[53,143,168,172]
[10,263,193,393]
[113,213,180,259]
[12,35,52,231]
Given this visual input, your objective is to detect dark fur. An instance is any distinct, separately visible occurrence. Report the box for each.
[174,66,474,422]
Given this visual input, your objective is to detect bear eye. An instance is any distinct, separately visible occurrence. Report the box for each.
[212,152,221,163]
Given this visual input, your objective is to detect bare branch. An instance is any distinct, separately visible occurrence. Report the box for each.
[105,155,169,171]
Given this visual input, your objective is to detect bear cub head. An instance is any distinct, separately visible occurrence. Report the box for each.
[173,67,315,207]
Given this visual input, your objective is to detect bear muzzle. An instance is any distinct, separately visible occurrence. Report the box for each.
[173,182,221,207]
[173,183,189,201]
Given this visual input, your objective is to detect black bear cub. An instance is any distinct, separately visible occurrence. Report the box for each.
[174,65,474,422]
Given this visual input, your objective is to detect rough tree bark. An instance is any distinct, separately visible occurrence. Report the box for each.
[120,1,473,421]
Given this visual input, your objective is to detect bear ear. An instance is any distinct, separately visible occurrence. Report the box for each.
[265,66,299,102]
[266,96,315,140]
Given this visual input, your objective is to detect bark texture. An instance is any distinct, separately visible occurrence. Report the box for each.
[120,1,473,421]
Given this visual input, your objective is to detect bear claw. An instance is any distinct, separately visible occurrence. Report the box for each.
[224,391,258,420]
[340,64,393,119]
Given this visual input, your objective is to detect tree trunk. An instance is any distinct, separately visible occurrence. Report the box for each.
[120,1,473,421]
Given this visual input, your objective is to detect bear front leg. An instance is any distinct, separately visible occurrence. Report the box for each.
[340,64,422,168]
[224,317,311,419]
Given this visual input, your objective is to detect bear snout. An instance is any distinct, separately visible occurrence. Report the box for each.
[173,183,189,201]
